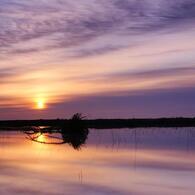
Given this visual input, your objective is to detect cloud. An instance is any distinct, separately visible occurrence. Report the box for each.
[53,87,195,118]
[1,0,195,57]
[79,66,195,82]
[2,86,191,120]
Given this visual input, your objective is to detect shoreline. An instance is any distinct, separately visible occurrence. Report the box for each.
[0,117,195,129]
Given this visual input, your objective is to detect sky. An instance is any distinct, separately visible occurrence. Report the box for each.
[0,0,195,119]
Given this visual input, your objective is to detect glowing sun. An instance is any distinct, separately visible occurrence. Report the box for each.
[36,99,46,110]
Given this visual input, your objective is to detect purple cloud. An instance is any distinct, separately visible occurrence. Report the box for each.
[1,0,195,56]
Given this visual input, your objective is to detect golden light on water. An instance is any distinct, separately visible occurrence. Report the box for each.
[36,134,46,142]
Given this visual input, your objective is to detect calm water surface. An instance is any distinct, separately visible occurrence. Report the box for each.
[0,128,195,195]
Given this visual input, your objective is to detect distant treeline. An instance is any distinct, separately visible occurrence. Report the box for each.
[1,117,195,129]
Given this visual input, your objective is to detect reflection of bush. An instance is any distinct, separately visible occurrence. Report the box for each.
[61,128,89,149]
[24,113,89,150]
[61,113,88,149]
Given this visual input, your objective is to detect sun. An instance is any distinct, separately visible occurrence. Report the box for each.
[36,99,46,110]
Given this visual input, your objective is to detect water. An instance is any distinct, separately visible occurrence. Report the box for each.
[0,128,195,195]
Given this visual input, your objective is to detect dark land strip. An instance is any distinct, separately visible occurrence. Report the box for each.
[0,117,195,130]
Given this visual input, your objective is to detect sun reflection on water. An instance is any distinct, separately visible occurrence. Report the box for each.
[36,133,46,143]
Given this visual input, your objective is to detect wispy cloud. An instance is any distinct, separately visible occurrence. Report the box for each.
[1,0,195,56]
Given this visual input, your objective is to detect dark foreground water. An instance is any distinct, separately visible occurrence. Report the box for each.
[0,128,195,195]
